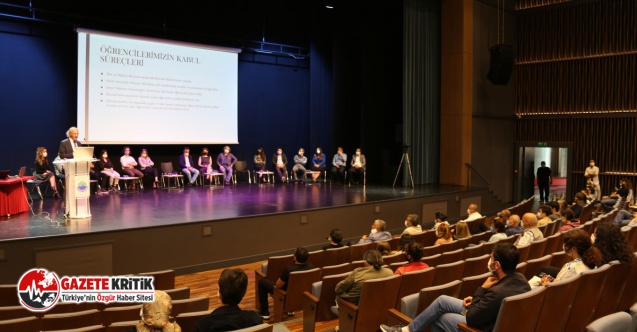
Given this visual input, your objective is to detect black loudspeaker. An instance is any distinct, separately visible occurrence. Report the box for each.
[487,44,514,86]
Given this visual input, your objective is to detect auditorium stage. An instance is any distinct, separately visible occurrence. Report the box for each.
[0,182,501,284]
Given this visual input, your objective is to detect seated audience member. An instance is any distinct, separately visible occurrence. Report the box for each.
[432,211,450,231]
[217,146,237,186]
[310,147,326,182]
[359,219,392,244]
[614,209,637,227]
[195,269,262,331]
[376,242,391,256]
[601,178,632,212]
[272,148,288,183]
[323,229,344,250]
[136,290,181,332]
[331,147,347,184]
[488,219,508,242]
[291,148,307,183]
[179,147,199,186]
[394,242,428,275]
[583,181,597,203]
[348,148,366,184]
[594,223,635,265]
[434,223,454,245]
[530,229,601,288]
[402,214,422,235]
[392,234,414,254]
[548,201,561,221]
[505,214,524,237]
[571,192,587,218]
[557,199,567,212]
[499,209,512,227]
[254,148,268,183]
[34,147,61,198]
[257,247,313,319]
[558,209,580,232]
[514,213,544,247]
[536,204,552,227]
[335,250,393,305]
[455,222,471,240]
[471,217,494,235]
[381,243,530,332]
[463,204,483,222]
[198,148,213,183]
[97,149,120,191]
[120,147,144,188]
[138,149,159,187]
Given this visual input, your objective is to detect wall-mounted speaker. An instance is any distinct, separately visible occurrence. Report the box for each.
[487,44,514,86]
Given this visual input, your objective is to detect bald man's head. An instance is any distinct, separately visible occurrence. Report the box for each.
[468,204,478,213]
[509,214,521,226]
[522,213,538,229]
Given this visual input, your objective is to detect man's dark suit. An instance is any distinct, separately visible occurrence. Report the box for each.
[58,138,81,159]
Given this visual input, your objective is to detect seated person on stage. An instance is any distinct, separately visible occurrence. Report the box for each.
[254,148,269,183]
[381,243,530,332]
[434,223,454,245]
[179,147,199,186]
[120,146,144,187]
[358,219,392,244]
[514,213,544,247]
[394,242,428,275]
[34,147,61,198]
[348,148,366,184]
[505,214,524,236]
[291,148,307,183]
[198,148,213,183]
[257,247,313,319]
[323,229,344,250]
[58,126,81,159]
[558,209,580,232]
[97,149,120,191]
[217,146,237,186]
[331,147,347,184]
[138,149,159,188]
[195,269,262,332]
[310,147,326,182]
[402,214,422,235]
[334,250,393,306]
[601,178,631,212]
[272,148,288,183]
[135,290,181,332]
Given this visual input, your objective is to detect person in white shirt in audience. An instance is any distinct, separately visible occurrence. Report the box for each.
[463,204,483,222]
[536,204,552,227]
[348,148,366,184]
[514,213,544,247]
[488,219,508,242]
[138,149,159,187]
[120,147,144,189]
[291,148,307,183]
[432,211,449,231]
[402,214,422,235]
[359,219,392,244]
[505,214,524,237]
[584,159,600,200]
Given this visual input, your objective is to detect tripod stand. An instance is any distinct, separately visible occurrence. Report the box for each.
[393,145,415,187]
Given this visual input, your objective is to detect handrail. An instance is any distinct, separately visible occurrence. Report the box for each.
[465,163,490,187]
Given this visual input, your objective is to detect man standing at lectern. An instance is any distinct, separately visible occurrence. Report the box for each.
[58,127,82,159]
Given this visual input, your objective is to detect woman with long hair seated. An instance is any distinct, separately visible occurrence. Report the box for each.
[594,222,635,265]
[34,147,60,198]
[454,222,471,240]
[434,223,454,245]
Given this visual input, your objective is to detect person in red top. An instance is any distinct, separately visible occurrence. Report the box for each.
[394,242,429,275]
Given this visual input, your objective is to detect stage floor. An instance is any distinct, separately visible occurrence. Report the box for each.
[0,183,470,241]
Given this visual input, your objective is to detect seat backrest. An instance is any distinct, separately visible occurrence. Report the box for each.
[234,161,247,171]
[565,264,611,332]
[523,254,552,280]
[432,260,465,286]
[415,279,463,315]
[527,238,548,260]
[323,246,350,266]
[313,272,350,322]
[265,254,294,281]
[462,254,490,278]
[421,254,442,268]
[306,250,325,269]
[422,244,442,257]
[462,244,484,260]
[321,263,350,278]
[515,262,527,275]
[387,237,401,251]
[579,201,596,224]
[440,239,463,252]
[0,316,41,332]
[621,226,631,242]
[350,260,365,269]
[233,323,274,332]
[544,221,557,236]
[174,310,210,332]
[537,223,548,237]
[137,269,175,290]
[543,232,562,256]
[549,251,570,269]
[41,309,102,330]
[164,287,191,301]
[594,261,632,320]
[283,268,322,311]
[414,230,439,247]
[517,243,532,262]
[171,296,210,316]
[586,311,632,332]
[383,252,407,266]
[497,234,519,245]
[459,272,491,299]
[0,284,19,306]
[439,248,464,266]
[102,304,144,326]
[535,274,581,332]
[395,267,436,309]
[160,162,173,174]
[0,305,36,321]
[353,275,402,332]
[629,225,637,252]
[617,252,637,311]
[45,301,100,315]
[492,286,547,332]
